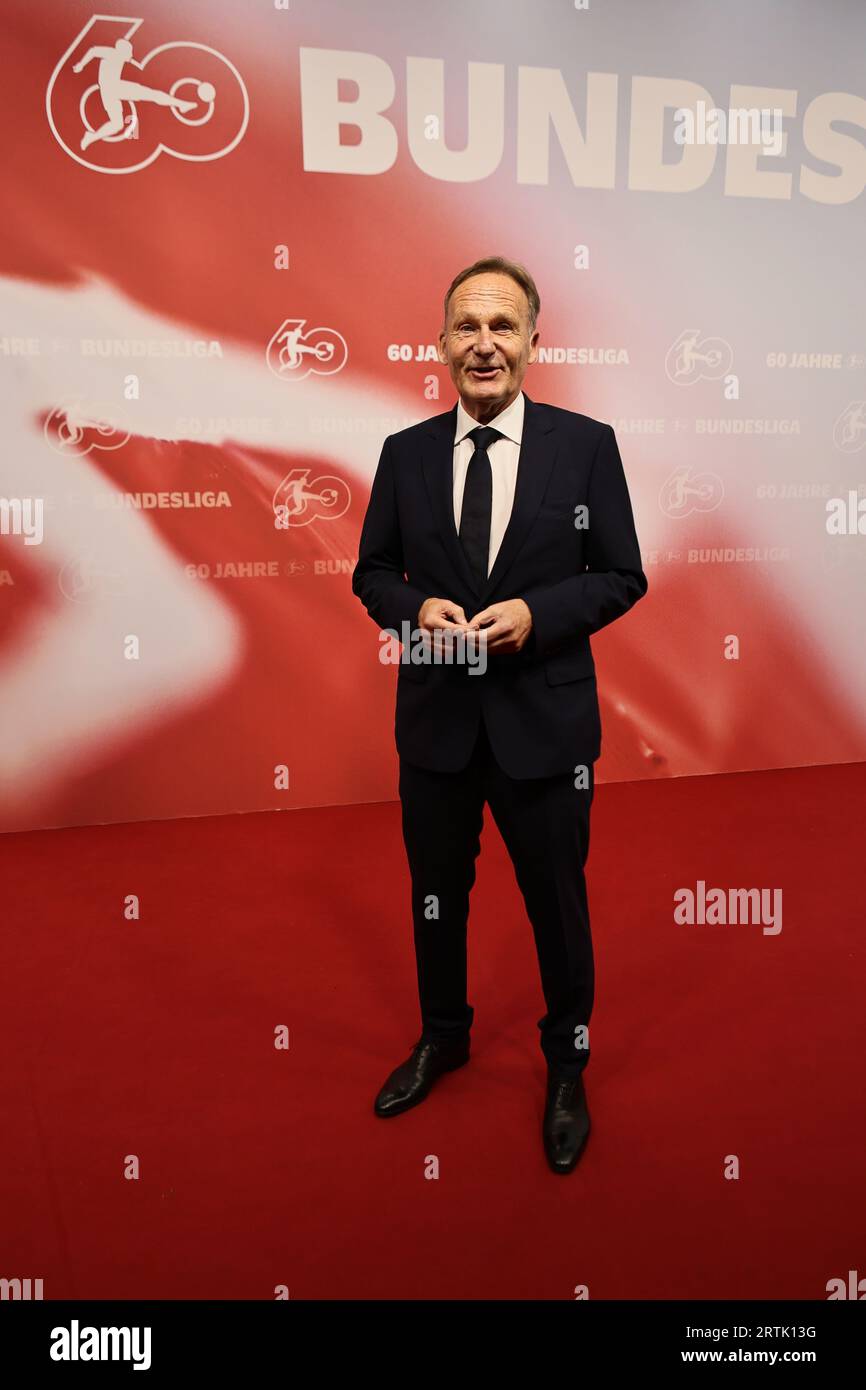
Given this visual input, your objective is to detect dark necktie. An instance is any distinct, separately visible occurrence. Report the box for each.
[458,425,503,586]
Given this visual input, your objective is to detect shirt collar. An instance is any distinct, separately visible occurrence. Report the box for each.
[454,389,525,446]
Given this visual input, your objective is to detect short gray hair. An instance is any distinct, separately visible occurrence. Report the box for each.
[443,256,540,331]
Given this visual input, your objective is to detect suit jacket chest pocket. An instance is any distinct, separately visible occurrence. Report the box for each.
[531,500,586,570]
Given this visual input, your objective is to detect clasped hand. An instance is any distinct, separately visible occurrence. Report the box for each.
[417,597,533,653]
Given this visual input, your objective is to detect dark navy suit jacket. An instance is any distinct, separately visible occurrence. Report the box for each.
[352,392,647,778]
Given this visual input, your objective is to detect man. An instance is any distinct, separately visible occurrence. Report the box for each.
[351,257,647,1173]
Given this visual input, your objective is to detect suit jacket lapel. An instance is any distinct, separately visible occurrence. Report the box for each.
[481,393,557,603]
[421,391,558,606]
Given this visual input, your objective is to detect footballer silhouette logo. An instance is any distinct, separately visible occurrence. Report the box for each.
[46,14,249,173]
[266,320,349,382]
[659,465,724,518]
[273,469,352,527]
[833,402,866,453]
[665,329,734,385]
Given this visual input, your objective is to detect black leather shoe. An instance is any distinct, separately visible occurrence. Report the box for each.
[542,1071,590,1173]
[373,1036,470,1118]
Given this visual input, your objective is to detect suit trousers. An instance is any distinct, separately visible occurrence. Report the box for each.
[398,715,595,1077]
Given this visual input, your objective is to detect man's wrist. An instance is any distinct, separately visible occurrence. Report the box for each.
[518,597,537,652]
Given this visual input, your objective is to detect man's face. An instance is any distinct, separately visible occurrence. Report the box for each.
[439,272,539,421]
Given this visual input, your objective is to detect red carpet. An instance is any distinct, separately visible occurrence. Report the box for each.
[1,761,863,1300]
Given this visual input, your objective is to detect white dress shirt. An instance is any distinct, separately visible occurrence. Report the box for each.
[453,390,525,578]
